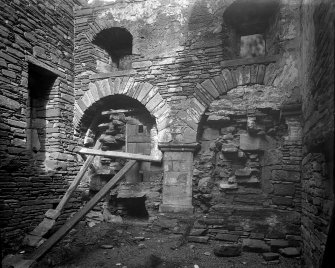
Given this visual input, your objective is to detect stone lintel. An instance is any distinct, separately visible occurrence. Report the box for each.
[26,55,65,78]
[89,70,137,80]
[158,142,200,152]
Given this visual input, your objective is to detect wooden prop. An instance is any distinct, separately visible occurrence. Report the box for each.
[21,160,137,267]
[79,148,162,163]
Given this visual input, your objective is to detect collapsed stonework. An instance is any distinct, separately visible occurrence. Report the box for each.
[0,0,334,267]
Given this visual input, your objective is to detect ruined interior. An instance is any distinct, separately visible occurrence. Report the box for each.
[0,0,334,267]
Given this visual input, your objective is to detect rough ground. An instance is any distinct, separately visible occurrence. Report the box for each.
[22,219,303,268]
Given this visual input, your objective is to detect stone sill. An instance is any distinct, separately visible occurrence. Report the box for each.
[220,54,280,69]
[90,69,137,80]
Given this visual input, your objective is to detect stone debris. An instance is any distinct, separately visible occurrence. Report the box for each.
[188,236,209,244]
[213,243,242,257]
[279,247,301,257]
[0,1,332,268]
[262,252,280,261]
[242,239,270,253]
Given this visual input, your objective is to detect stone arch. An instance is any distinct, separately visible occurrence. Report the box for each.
[74,77,170,142]
[187,61,281,128]
[84,20,136,43]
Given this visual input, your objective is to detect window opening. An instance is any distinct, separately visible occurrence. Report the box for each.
[138,124,144,133]
[223,0,279,58]
[92,27,133,70]
[27,63,57,159]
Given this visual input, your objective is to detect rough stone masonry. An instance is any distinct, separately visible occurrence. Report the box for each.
[0,0,334,267]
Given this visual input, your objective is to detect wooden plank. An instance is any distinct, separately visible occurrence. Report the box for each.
[79,148,162,162]
[56,140,101,211]
[28,160,137,265]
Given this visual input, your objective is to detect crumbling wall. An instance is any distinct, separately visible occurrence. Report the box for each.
[192,84,302,247]
[0,0,79,252]
[73,0,302,214]
[80,108,162,225]
[300,0,335,266]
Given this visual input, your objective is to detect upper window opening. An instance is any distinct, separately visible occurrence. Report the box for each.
[92,27,133,70]
[223,0,279,58]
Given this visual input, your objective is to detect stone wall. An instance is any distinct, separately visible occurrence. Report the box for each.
[300,0,335,266]
[191,82,302,247]
[73,0,301,214]
[0,0,79,253]
[2,0,332,261]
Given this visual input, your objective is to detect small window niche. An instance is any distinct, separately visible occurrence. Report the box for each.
[27,63,57,166]
[92,27,133,72]
[240,34,266,58]
[223,0,279,59]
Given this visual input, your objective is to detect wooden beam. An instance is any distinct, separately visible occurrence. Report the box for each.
[26,160,137,266]
[79,148,162,162]
[56,141,101,211]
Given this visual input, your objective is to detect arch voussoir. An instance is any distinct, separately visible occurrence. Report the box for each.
[73,77,170,132]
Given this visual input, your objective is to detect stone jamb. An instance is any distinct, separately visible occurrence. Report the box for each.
[158,143,199,213]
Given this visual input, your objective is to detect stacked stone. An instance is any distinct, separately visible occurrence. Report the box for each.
[0,0,81,253]
[90,110,126,191]
[300,0,334,266]
[192,96,302,248]
[84,110,126,225]
[83,110,163,222]
[301,153,333,266]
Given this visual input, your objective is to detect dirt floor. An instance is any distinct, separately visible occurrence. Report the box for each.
[25,219,302,268]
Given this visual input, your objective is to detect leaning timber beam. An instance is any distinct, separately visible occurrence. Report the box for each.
[22,117,101,247]
[79,148,162,163]
[21,160,137,267]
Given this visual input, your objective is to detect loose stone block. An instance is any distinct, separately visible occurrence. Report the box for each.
[279,247,301,257]
[214,243,242,257]
[242,239,270,253]
[262,252,280,261]
[270,239,290,252]
[215,233,239,242]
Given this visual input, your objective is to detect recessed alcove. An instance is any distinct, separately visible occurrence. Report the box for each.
[223,0,279,58]
[92,27,133,71]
